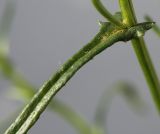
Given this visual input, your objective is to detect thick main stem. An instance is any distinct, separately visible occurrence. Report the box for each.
[0,56,92,134]
[5,26,125,134]
[119,0,160,113]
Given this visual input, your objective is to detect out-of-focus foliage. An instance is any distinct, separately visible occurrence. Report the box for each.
[145,15,160,37]
[94,82,146,133]
[0,0,15,76]
[0,0,16,57]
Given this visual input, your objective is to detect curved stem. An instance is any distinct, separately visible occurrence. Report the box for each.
[0,56,92,134]
[4,25,128,133]
[91,0,125,28]
[119,0,160,113]
[14,76,92,134]
[4,3,154,132]
[0,1,94,133]
[4,20,154,132]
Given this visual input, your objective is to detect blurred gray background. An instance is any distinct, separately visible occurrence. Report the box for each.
[0,0,160,133]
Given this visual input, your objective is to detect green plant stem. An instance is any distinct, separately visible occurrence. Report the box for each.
[91,0,125,28]
[119,0,160,113]
[5,35,112,134]
[0,55,93,134]
[15,76,92,134]
[4,19,154,133]
[4,23,133,133]
[0,1,96,133]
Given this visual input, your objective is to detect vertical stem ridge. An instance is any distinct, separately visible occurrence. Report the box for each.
[119,0,160,113]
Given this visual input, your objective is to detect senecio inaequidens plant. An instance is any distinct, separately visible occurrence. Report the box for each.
[3,0,160,134]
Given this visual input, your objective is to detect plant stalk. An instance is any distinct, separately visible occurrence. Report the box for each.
[119,0,160,113]
[0,56,92,134]
[92,0,126,28]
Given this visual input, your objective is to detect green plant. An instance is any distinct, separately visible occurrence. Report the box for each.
[1,0,159,133]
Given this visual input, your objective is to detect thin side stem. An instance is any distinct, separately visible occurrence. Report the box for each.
[92,0,125,28]
[119,0,160,113]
